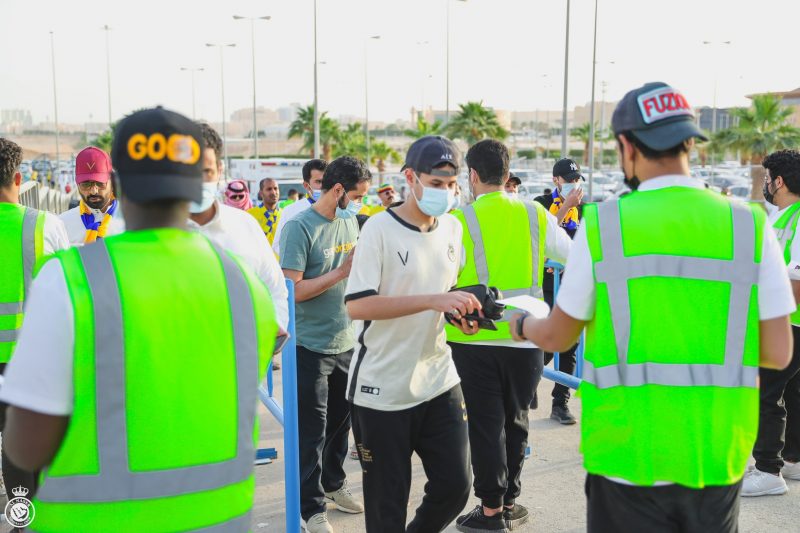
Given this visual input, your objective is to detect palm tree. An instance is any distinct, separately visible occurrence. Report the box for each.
[370,140,401,176]
[288,105,340,160]
[570,122,608,165]
[404,116,442,139]
[713,94,800,198]
[332,123,366,160]
[445,101,509,145]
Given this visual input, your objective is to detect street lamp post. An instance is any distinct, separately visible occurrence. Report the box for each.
[180,67,205,120]
[102,25,112,126]
[445,0,467,125]
[598,80,607,170]
[206,43,236,177]
[702,40,731,185]
[49,31,60,171]
[560,0,571,158]
[587,0,599,201]
[234,15,271,160]
[364,35,380,169]
[313,0,321,159]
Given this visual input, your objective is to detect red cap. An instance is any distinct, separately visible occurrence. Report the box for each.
[75,147,112,184]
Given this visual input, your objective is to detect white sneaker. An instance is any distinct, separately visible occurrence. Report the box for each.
[741,467,788,496]
[781,461,800,481]
[349,444,359,461]
[324,480,364,514]
[303,512,334,533]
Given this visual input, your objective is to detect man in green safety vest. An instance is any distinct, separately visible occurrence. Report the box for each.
[512,82,795,532]
[743,149,800,496]
[0,137,69,510]
[446,139,571,533]
[0,108,278,533]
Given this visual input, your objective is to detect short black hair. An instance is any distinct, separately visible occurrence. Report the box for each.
[287,188,298,197]
[764,149,800,195]
[0,138,23,189]
[618,131,690,160]
[321,156,371,192]
[466,139,509,186]
[199,123,223,164]
[302,159,328,183]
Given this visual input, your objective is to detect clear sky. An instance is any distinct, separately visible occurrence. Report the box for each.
[3,0,798,125]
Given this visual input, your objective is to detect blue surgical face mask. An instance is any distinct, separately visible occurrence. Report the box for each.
[560,181,581,198]
[335,191,362,219]
[310,189,322,202]
[412,174,455,217]
[189,181,219,214]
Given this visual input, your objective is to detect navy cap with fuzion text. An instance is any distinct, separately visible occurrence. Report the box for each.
[611,82,708,151]
[111,107,204,203]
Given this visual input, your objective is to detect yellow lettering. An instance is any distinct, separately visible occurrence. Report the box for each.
[127,133,148,160]
[148,133,167,160]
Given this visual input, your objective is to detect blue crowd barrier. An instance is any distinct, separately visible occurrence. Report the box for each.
[258,280,301,532]
[542,260,584,389]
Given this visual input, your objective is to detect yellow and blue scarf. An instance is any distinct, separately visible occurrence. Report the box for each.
[80,199,117,244]
[549,190,579,232]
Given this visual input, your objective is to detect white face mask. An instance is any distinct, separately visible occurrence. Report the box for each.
[189,182,220,214]
[561,181,581,198]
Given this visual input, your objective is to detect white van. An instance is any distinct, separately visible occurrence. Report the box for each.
[228,158,309,200]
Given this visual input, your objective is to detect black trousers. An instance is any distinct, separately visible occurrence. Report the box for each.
[451,342,543,509]
[0,364,39,499]
[351,385,471,533]
[753,325,800,474]
[585,474,741,533]
[296,346,353,520]
[543,287,576,406]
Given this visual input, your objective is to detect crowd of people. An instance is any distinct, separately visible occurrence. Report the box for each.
[0,80,798,533]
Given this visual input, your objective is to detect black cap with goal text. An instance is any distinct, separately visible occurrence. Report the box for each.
[111,107,204,203]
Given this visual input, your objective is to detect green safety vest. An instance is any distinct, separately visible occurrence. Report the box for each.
[31,230,277,533]
[772,202,800,325]
[446,191,547,343]
[0,204,45,363]
[579,186,763,488]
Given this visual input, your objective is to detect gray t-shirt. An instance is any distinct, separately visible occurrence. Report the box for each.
[279,207,358,354]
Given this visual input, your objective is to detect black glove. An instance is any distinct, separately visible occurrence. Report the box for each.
[444,285,506,331]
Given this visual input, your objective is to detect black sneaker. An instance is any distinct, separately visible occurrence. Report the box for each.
[456,505,509,533]
[503,504,530,530]
[550,404,577,425]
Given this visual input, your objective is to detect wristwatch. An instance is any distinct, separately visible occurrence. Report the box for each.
[515,312,530,340]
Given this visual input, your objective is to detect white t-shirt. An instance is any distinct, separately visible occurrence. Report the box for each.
[41,211,71,254]
[460,193,573,349]
[59,205,126,247]
[768,203,800,281]
[557,175,796,323]
[272,198,313,255]
[344,209,463,411]
[187,202,289,329]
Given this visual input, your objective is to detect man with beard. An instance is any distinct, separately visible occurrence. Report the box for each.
[60,147,125,246]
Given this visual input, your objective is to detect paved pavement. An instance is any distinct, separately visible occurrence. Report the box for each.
[252,369,800,533]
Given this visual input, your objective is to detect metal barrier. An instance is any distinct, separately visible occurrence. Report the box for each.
[540,260,584,390]
[258,280,301,532]
[19,180,76,214]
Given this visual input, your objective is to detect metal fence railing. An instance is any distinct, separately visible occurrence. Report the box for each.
[541,260,583,390]
[258,280,300,532]
[19,180,75,214]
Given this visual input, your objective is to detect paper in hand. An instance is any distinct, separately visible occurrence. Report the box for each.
[496,295,551,319]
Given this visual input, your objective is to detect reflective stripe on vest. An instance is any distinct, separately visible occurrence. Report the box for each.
[461,201,544,299]
[0,207,39,345]
[774,203,800,256]
[36,240,259,506]
[582,200,759,389]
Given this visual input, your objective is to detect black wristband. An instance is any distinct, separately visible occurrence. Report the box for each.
[515,312,530,340]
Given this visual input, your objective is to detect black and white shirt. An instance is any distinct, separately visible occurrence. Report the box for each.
[344,209,462,411]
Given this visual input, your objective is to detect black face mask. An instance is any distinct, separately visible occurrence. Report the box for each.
[620,159,641,191]
[763,179,778,205]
